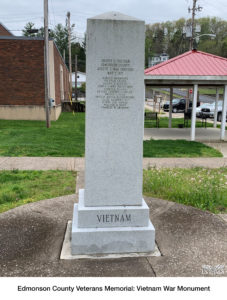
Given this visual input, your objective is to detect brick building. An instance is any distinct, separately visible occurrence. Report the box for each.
[0,24,69,120]
[0,23,14,36]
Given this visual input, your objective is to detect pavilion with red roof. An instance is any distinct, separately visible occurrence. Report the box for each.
[144,50,227,141]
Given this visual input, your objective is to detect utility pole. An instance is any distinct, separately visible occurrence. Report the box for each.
[75,55,78,101]
[67,11,72,95]
[44,0,50,128]
[190,0,196,50]
[63,49,65,62]
[188,0,202,50]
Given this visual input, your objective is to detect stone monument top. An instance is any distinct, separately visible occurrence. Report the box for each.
[88,11,142,21]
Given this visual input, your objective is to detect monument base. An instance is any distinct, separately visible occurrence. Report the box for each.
[61,221,161,259]
[71,189,155,255]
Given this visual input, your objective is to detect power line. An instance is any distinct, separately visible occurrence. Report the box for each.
[204,0,227,9]
[50,0,56,27]
[0,17,43,23]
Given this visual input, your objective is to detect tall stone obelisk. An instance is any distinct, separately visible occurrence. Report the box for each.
[71,12,155,254]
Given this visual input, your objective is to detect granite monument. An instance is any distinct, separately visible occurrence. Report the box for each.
[71,11,155,254]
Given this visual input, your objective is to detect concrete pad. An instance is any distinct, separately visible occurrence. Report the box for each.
[0,157,10,166]
[0,156,227,171]
[0,194,155,277]
[204,142,227,158]
[0,192,226,276]
[144,127,226,142]
[61,220,161,259]
[219,214,227,222]
[146,196,227,277]
[74,157,85,171]
[143,157,227,169]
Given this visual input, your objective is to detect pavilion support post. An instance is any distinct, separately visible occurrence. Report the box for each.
[213,88,219,128]
[190,84,198,141]
[168,87,173,128]
[186,89,190,111]
[220,85,227,141]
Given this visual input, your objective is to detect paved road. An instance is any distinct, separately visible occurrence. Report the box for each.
[161,88,216,104]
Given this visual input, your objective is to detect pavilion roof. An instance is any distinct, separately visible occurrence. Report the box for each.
[145,50,227,76]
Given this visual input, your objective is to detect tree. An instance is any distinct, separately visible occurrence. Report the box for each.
[22,22,54,38]
[145,16,227,63]
[145,28,153,67]
[22,21,86,71]
[51,22,86,72]
[221,37,227,57]
[22,22,37,37]
[52,23,69,55]
[71,41,86,72]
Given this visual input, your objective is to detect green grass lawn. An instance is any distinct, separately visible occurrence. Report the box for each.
[0,112,222,157]
[143,140,222,157]
[0,170,76,213]
[2,168,225,214]
[151,88,182,99]
[0,113,85,156]
[143,167,227,213]
[199,88,223,96]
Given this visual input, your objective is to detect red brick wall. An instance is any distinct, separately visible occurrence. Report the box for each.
[54,44,70,105]
[0,39,45,105]
[0,24,13,36]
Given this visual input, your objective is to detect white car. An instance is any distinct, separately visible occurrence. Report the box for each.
[201,101,224,121]
[196,103,210,118]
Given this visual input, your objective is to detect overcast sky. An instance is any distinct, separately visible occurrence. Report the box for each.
[1,0,227,39]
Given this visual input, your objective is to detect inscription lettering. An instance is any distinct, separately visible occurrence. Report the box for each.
[97,214,132,223]
[96,58,135,109]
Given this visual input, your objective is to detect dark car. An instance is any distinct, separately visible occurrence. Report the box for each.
[163,98,192,112]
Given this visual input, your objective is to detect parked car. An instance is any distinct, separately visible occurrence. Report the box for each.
[163,98,192,112]
[201,101,224,121]
[196,103,210,118]
[162,100,169,110]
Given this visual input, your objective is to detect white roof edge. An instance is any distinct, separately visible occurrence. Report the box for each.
[144,75,227,81]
